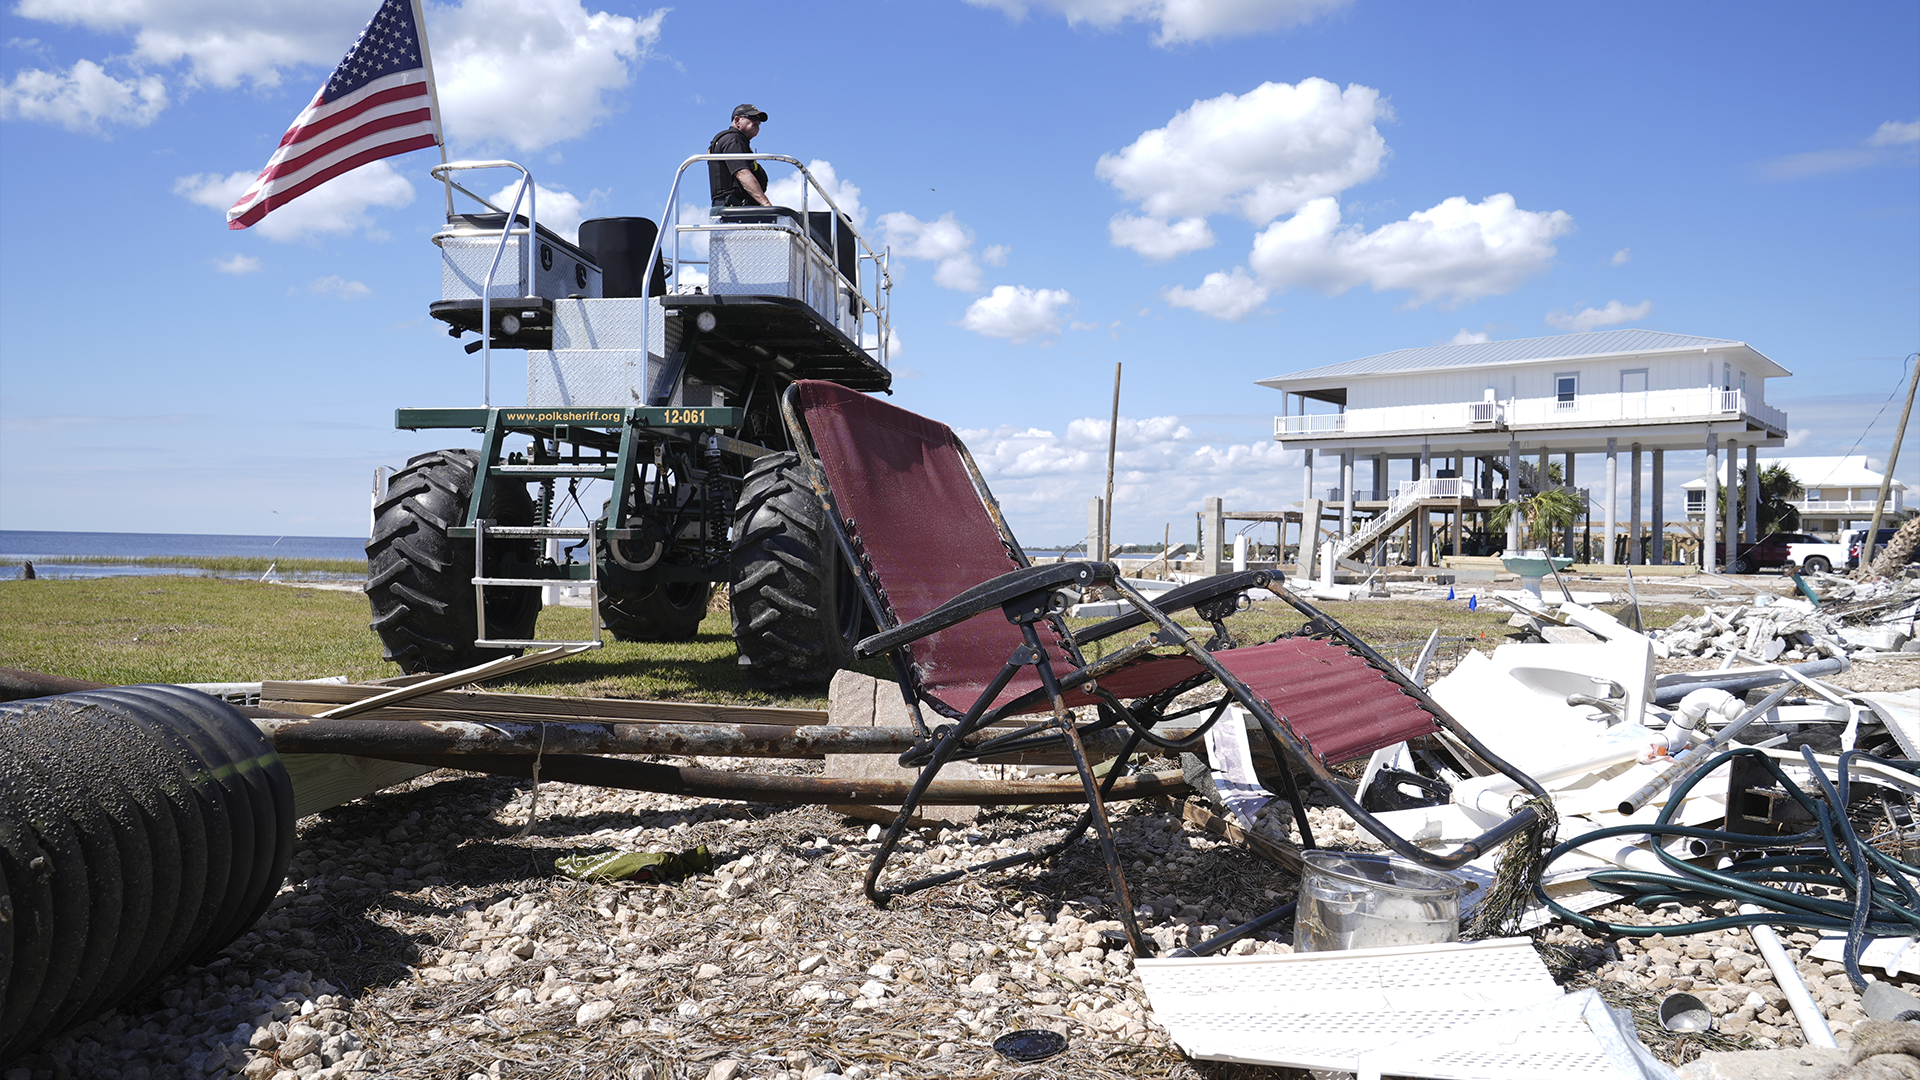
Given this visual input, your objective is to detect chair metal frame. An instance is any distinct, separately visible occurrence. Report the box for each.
[779,382,1548,955]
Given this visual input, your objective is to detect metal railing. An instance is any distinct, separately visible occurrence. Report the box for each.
[1275,413,1346,435]
[646,154,893,370]
[1796,498,1898,514]
[431,159,537,407]
[1275,386,1788,437]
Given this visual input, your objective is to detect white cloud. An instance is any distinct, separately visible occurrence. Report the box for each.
[1098,78,1388,230]
[982,244,1010,267]
[1545,298,1652,333]
[958,413,1307,543]
[960,285,1073,343]
[764,159,865,228]
[175,160,415,241]
[1108,214,1215,260]
[880,211,984,292]
[0,59,166,131]
[1611,247,1631,266]
[1784,428,1813,450]
[1247,193,1574,307]
[6,1,663,148]
[434,0,665,151]
[215,254,262,274]
[966,0,1351,45]
[1447,328,1490,345]
[488,180,591,243]
[13,0,372,89]
[1164,267,1268,321]
[1760,116,1920,179]
[305,275,370,299]
[1868,119,1920,147]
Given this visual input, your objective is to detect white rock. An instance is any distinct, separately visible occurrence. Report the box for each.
[576,1000,616,1025]
[279,1025,322,1060]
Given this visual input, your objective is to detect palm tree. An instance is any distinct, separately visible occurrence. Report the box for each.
[1489,486,1584,551]
[1717,463,1803,535]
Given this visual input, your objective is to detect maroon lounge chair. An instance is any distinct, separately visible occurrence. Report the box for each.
[781,380,1546,954]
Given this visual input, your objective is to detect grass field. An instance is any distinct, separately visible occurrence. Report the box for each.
[1,575,1689,707]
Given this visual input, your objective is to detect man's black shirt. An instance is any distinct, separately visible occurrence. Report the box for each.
[708,128,767,206]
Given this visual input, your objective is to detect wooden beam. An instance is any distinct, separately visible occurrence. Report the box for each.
[263,682,829,727]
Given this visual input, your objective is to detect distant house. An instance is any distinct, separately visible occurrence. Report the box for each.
[1681,455,1906,537]
[1259,329,1791,572]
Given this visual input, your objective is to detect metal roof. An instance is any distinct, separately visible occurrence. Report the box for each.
[1258,329,1791,387]
[1679,455,1906,491]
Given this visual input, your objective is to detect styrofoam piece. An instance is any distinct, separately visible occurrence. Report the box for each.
[1353,988,1679,1080]
[1134,937,1563,1072]
[1810,932,1920,977]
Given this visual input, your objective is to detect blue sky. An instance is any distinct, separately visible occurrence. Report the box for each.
[2,0,1915,546]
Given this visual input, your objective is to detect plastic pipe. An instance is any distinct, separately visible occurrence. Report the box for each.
[1651,657,1848,705]
[1616,684,1794,814]
[1738,902,1837,1048]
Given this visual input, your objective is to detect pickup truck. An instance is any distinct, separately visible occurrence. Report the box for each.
[1784,531,1859,575]
[1730,532,1822,574]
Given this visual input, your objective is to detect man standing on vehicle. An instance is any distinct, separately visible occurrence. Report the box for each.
[709,104,771,207]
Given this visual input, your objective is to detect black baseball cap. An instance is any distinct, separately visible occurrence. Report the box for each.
[732,104,768,121]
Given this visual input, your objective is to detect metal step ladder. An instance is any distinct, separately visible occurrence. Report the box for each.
[472,517,604,650]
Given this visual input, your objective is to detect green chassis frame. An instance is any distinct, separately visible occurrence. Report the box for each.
[395,405,752,585]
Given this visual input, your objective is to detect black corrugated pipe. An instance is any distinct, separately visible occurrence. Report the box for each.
[0,685,295,1057]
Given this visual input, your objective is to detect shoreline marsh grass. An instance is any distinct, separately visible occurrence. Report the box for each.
[1,553,366,575]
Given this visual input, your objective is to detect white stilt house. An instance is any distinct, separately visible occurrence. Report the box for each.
[1681,455,1906,536]
[1259,329,1791,576]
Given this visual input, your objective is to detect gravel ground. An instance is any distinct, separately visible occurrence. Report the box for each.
[7,584,1915,1080]
[12,760,1912,1080]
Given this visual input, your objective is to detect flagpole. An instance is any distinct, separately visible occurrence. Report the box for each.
[410,0,454,217]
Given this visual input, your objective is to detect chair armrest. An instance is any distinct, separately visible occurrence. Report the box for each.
[856,561,1117,657]
[1070,569,1272,646]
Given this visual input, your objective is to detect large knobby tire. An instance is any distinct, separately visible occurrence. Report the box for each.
[729,452,863,688]
[365,448,541,673]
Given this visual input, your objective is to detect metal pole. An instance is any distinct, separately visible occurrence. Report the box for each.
[1860,353,1919,574]
[1103,362,1121,560]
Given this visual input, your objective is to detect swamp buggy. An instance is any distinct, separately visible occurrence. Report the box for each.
[366,156,891,687]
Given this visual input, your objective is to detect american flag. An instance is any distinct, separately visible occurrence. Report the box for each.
[227,0,440,230]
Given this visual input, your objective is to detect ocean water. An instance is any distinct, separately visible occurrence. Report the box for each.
[0,530,366,581]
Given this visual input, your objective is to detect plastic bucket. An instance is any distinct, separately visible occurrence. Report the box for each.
[1293,851,1466,953]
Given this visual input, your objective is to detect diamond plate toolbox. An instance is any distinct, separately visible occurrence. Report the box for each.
[525,298,664,407]
[437,214,604,301]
